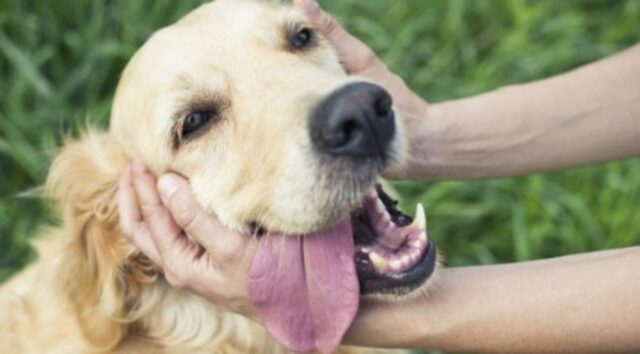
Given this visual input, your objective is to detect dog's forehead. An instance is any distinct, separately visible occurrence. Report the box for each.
[179,0,281,28]
[135,0,303,80]
[175,0,298,44]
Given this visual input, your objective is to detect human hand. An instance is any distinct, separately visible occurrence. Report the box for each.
[294,0,429,178]
[117,160,258,319]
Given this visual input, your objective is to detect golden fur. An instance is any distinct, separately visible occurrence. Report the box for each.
[1,1,409,353]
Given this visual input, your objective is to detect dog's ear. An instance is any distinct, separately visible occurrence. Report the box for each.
[46,131,153,350]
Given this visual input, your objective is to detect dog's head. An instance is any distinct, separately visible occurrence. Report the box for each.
[47,0,437,350]
[112,0,402,235]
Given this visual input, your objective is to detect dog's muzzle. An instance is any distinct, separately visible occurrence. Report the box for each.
[309,82,396,160]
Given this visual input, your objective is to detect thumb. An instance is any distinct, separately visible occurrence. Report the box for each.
[157,173,246,260]
[157,173,214,239]
[294,0,382,75]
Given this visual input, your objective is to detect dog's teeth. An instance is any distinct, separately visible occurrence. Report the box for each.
[389,258,403,272]
[381,212,391,225]
[375,199,386,214]
[411,203,426,230]
[369,252,387,273]
[410,237,426,249]
[400,255,411,268]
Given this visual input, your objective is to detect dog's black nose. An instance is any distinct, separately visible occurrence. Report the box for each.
[309,83,395,158]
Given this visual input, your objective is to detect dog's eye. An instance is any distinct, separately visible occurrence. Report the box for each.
[182,111,215,137]
[291,27,314,50]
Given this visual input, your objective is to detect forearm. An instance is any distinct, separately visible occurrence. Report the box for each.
[408,44,640,180]
[346,247,640,353]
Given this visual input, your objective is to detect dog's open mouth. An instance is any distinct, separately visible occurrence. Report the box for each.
[247,184,436,353]
[351,184,436,295]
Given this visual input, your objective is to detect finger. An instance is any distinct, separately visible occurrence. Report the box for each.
[131,159,190,262]
[118,166,140,236]
[117,165,162,264]
[131,158,163,215]
[157,173,247,261]
[294,0,382,74]
[129,222,164,266]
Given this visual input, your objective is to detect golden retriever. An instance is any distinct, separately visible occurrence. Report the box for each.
[0,0,437,353]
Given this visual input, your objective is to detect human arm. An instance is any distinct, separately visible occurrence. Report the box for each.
[346,246,640,353]
[417,45,640,180]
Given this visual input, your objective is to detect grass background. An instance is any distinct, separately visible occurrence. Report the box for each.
[0,0,638,353]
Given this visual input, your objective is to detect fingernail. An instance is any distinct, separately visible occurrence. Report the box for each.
[158,174,182,202]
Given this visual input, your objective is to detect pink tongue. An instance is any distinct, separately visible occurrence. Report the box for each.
[247,220,359,353]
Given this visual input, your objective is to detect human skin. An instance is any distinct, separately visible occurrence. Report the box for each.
[118,0,640,352]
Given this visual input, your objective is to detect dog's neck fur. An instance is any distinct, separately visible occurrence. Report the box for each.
[0,231,282,353]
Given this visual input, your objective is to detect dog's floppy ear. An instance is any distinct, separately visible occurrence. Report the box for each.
[46,131,152,350]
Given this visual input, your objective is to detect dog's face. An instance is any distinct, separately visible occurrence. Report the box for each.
[109,0,436,297]
[111,0,397,234]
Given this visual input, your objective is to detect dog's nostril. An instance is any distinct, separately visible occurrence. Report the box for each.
[374,94,393,119]
[342,118,360,144]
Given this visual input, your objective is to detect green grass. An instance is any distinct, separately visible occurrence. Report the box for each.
[1,0,639,352]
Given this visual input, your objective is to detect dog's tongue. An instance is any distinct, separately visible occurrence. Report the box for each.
[248,220,359,354]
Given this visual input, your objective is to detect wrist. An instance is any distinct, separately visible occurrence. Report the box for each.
[401,100,457,181]
[402,91,518,181]
[343,270,458,350]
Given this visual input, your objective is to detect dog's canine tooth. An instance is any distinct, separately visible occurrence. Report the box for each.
[411,203,426,230]
[375,199,386,214]
[381,212,391,225]
[369,252,387,273]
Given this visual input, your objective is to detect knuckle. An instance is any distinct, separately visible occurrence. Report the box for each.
[217,251,235,266]
[171,199,192,223]
[319,12,338,35]
[175,205,202,234]
[168,188,198,225]
[353,48,380,73]
[217,241,243,264]
[119,219,132,237]
[164,270,188,289]
[139,200,162,220]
